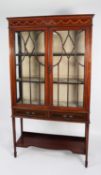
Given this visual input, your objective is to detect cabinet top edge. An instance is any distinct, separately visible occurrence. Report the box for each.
[7,14,94,21]
[7,14,94,28]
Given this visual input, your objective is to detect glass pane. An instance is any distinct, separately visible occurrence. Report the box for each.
[52,30,85,107]
[31,83,44,105]
[22,82,30,104]
[15,31,45,105]
[16,82,20,100]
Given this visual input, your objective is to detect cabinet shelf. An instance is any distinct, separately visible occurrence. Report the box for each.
[16,77,84,84]
[53,101,83,107]
[16,77,45,83]
[17,99,83,107]
[53,78,84,84]
[15,52,85,57]
[17,99,44,105]
[16,53,45,57]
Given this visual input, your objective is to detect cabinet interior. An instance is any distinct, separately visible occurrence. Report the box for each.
[15,30,85,107]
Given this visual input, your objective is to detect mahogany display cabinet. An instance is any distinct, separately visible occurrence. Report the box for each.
[7,14,94,167]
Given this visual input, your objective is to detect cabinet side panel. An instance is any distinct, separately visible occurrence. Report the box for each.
[8,29,16,112]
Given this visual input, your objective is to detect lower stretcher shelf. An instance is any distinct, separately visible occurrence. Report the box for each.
[16,132,85,154]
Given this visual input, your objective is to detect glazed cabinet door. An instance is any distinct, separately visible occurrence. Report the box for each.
[15,29,48,106]
[50,28,86,109]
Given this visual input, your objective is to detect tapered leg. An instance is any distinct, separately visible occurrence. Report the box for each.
[20,118,23,135]
[85,122,89,168]
[12,117,17,157]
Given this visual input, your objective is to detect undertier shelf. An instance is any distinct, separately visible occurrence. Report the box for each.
[16,132,85,154]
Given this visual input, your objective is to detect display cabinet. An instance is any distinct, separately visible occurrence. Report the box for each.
[7,14,93,167]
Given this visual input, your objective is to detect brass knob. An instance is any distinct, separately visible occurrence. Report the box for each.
[31,112,36,115]
[26,111,30,115]
[63,114,73,119]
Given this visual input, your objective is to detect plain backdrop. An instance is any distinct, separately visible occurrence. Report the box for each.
[0,0,101,175]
